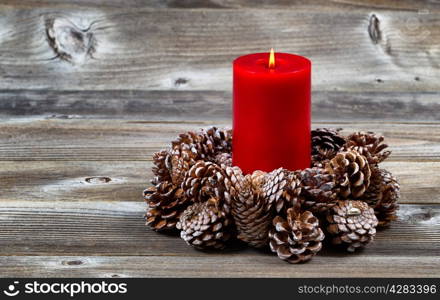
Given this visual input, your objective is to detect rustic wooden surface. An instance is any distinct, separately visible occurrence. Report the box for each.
[0,0,439,277]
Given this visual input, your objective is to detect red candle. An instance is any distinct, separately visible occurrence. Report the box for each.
[233,49,311,174]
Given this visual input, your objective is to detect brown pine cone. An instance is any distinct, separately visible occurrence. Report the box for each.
[262,168,302,214]
[363,168,400,227]
[213,152,232,167]
[325,200,378,252]
[172,130,206,159]
[203,127,233,155]
[182,161,243,214]
[325,150,371,199]
[144,181,190,232]
[269,208,324,263]
[232,171,273,248]
[297,167,338,215]
[176,198,232,250]
[312,128,345,158]
[169,146,198,185]
[182,161,225,202]
[344,131,391,165]
[151,145,197,186]
[312,148,338,168]
[151,149,172,184]
[171,127,232,161]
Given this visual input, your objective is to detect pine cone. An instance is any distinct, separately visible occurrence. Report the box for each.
[269,208,324,263]
[151,149,172,184]
[363,168,400,227]
[325,150,371,199]
[182,161,225,202]
[203,127,233,155]
[172,127,232,161]
[214,152,232,167]
[312,128,345,158]
[344,131,391,165]
[298,167,338,215]
[182,161,242,214]
[232,171,273,248]
[176,198,232,250]
[262,168,302,214]
[325,200,378,252]
[312,148,338,168]
[144,181,189,232]
[151,146,197,186]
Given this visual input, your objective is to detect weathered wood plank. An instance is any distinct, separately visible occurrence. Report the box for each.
[0,161,147,203]
[1,90,440,122]
[0,7,439,92]
[2,0,439,11]
[0,160,439,204]
[0,203,438,259]
[1,121,440,161]
[0,255,438,278]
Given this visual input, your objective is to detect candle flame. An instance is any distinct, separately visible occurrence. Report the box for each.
[268,48,275,69]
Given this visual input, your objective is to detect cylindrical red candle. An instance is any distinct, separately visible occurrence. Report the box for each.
[233,51,311,174]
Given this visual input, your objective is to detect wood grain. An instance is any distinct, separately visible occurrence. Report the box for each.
[1,0,439,12]
[1,90,440,122]
[0,202,439,258]
[0,6,439,92]
[1,255,439,278]
[1,160,439,204]
[1,121,440,161]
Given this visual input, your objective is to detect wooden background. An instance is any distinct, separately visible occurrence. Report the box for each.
[1,0,439,277]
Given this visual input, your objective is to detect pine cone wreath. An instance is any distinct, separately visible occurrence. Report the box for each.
[177,197,233,250]
[325,200,378,252]
[325,150,371,199]
[311,128,345,165]
[262,168,302,214]
[344,131,391,165]
[145,127,398,264]
[232,171,274,248]
[269,207,324,264]
[363,168,400,227]
[144,181,189,232]
[297,167,338,215]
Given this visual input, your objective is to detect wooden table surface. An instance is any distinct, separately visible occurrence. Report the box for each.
[1,0,440,277]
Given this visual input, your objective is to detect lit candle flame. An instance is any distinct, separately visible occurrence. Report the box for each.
[268,48,275,69]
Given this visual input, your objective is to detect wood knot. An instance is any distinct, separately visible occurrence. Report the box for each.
[368,14,382,44]
[85,176,111,184]
[45,17,97,64]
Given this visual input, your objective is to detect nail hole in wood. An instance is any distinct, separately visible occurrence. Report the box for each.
[85,176,112,184]
[62,260,83,266]
[414,76,420,81]
[376,78,383,83]
[174,78,188,86]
